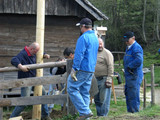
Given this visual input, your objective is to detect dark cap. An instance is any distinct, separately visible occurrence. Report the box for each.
[123,31,134,41]
[76,18,92,27]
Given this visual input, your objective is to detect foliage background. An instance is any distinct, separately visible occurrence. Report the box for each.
[89,0,160,52]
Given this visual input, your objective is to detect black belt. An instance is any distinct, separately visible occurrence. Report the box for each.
[96,75,108,80]
[79,70,94,73]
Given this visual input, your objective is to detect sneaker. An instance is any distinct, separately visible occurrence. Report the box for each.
[77,112,93,120]
[41,116,52,120]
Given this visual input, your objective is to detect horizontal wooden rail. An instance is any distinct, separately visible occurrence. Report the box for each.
[0,73,67,89]
[0,61,66,72]
[0,94,67,107]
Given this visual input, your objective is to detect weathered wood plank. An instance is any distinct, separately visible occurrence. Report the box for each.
[46,0,55,15]
[0,16,79,67]
[0,61,66,72]
[151,64,155,106]
[14,0,23,14]
[0,0,4,13]
[0,0,92,17]
[3,0,14,13]
[9,116,23,120]
[0,73,67,89]
[0,72,4,120]
[66,60,77,115]
[0,94,67,107]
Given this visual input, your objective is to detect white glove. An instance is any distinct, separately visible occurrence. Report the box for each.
[71,68,77,81]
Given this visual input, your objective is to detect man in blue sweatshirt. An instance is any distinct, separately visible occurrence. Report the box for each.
[67,18,99,120]
[10,42,51,120]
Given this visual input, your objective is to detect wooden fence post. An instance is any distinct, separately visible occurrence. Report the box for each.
[66,60,77,115]
[118,53,120,66]
[32,0,45,119]
[143,76,146,109]
[151,64,155,106]
[0,72,4,120]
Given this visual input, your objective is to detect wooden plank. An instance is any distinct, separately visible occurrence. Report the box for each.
[75,0,102,20]
[45,0,55,15]
[66,60,77,115]
[0,61,66,72]
[0,94,67,107]
[57,0,66,15]
[14,0,22,14]
[24,0,32,14]
[0,72,4,120]
[112,77,117,104]
[151,64,155,106]
[0,73,67,89]
[9,116,23,120]
[3,0,14,13]
[0,0,4,13]
[143,77,146,109]
[32,0,36,14]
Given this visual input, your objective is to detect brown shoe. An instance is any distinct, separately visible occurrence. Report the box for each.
[77,112,93,120]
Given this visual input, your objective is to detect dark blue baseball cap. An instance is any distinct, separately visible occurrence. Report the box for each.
[76,18,92,27]
[123,31,134,42]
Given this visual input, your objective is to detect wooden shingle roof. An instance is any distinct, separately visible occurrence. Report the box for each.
[0,0,108,20]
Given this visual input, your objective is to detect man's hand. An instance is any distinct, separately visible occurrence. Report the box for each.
[105,76,112,88]
[128,67,134,74]
[18,64,29,72]
[43,54,50,59]
[71,68,77,81]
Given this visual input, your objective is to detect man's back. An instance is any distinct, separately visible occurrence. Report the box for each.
[73,30,99,72]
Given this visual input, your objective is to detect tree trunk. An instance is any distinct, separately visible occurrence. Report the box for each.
[156,0,160,41]
[142,0,147,43]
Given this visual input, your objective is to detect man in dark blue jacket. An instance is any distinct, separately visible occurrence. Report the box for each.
[10,42,51,120]
[123,31,143,113]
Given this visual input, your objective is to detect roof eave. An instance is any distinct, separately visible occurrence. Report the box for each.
[75,0,109,21]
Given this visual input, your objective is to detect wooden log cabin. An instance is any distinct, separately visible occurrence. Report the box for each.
[0,0,108,67]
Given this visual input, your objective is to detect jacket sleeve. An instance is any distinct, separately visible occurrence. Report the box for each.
[72,36,86,71]
[128,47,143,69]
[11,53,22,67]
[104,49,114,77]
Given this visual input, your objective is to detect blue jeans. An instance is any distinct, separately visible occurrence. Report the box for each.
[67,71,93,116]
[94,76,111,116]
[10,86,49,118]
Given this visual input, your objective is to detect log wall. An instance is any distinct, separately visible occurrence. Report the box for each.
[0,15,80,67]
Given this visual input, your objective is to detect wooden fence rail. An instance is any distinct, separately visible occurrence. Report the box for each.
[0,61,66,72]
[0,74,66,89]
[0,94,67,107]
[0,60,76,119]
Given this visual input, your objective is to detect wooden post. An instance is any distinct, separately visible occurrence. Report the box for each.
[151,64,155,106]
[66,60,77,115]
[143,76,146,109]
[0,73,4,120]
[118,53,120,66]
[111,76,117,104]
[32,0,45,119]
